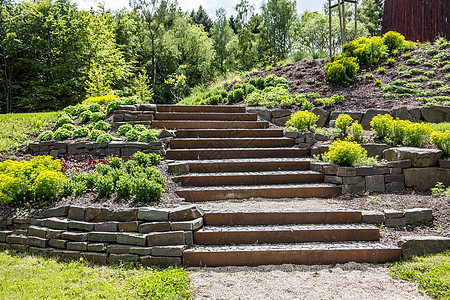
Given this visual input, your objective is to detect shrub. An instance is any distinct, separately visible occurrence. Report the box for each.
[126,129,140,141]
[370,114,394,140]
[132,177,163,202]
[249,76,266,89]
[335,114,354,137]
[54,114,73,129]
[390,119,409,146]
[80,110,92,122]
[285,111,319,132]
[125,160,141,175]
[118,124,133,136]
[73,126,90,138]
[404,123,433,147]
[90,112,106,122]
[96,133,114,143]
[325,140,368,167]
[426,49,439,56]
[378,67,385,74]
[138,129,158,143]
[116,175,133,199]
[227,88,245,103]
[32,170,64,202]
[107,156,123,169]
[93,120,111,131]
[134,152,161,167]
[95,175,114,198]
[348,121,364,141]
[382,31,405,53]
[144,166,166,185]
[88,129,104,141]
[52,127,72,140]
[38,131,53,141]
[431,131,450,155]
[82,94,118,105]
[325,56,359,85]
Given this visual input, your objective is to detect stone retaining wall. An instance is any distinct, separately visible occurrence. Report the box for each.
[0,205,204,267]
[28,141,166,160]
[362,208,433,228]
[249,105,450,128]
[111,104,156,129]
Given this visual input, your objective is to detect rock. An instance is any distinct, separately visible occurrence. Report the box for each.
[136,104,156,111]
[365,175,386,192]
[343,176,365,185]
[271,116,290,126]
[404,167,450,189]
[169,205,204,222]
[49,250,81,261]
[311,142,331,156]
[361,143,390,158]
[309,162,326,172]
[0,231,13,243]
[68,221,94,232]
[283,129,298,139]
[109,254,139,264]
[9,244,28,252]
[42,206,70,218]
[82,252,108,265]
[404,208,433,224]
[421,106,450,123]
[118,222,139,232]
[342,183,365,194]
[67,206,85,221]
[386,181,405,191]
[27,226,47,238]
[88,232,116,243]
[95,222,118,232]
[184,231,194,247]
[67,242,88,251]
[139,222,171,234]
[107,244,131,254]
[158,129,175,139]
[48,239,67,249]
[384,210,403,218]
[117,105,136,111]
[247,108,272,121]
[399,236,450,257]
[26,237,49,248]
[138,207,170,222]
[383,147,442,167]
[361,109,391,130]
[29,247,52,257]
[167,162,189,176]
[440,159,450,169]
[329,111,363,123]
[362,211,385,224]
[322,164,337,175]
[85,207,108,222]
[385,217,406,228]
[87,243,108,252]
[337,167,357,177]
[271,109,292,119]
[387,160,412,168]
[129,246,152,256]
[107,209,138,222]
[42,218,69,230]
[384,174,405,183]
[355,166,375,176]
[46,229,64,239]
[61,232,88,242]
[324,176,342,184]
[140,256,182,267]
[152,245,186,257]
[392,107,419,122]
[311,107,329,127]
[373,167,390,175]
[171,218,203,231]
[116,233,147,246]
[147,231,185,246]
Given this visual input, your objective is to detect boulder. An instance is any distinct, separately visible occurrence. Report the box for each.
[169,205,204,221]
[311,107,329,127]
[383,147,443,167]
[392,107,420,122]
[404,208,433,224]
[404,168,450,189]
[247,108,272,121]
[421,106,450,123]
[271,109,292,119]
[399,236,450,257]
[329,111,363,123]
[361,143,390,158]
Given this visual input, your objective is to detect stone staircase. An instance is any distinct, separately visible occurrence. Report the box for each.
[152,105,401,266]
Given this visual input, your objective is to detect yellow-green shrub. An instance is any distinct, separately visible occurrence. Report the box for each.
[285,111,319,132]
[431,131,450,155]
[325,139,368,167]
[370,114,394,140]
[0,156,64,204]
[335,114,354,136]
[325,56,359,85]
[404,122,433,147]
[82,94,118,105]
[348,121,364,141]
[382,31,405,53]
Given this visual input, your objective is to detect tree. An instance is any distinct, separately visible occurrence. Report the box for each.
[211,8,235,73]
[234,0,257,70]
[190,6,213,33]
[358,0,384,36]
[261,0,297,64]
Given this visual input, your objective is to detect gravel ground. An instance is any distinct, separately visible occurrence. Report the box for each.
[189,262,430,300]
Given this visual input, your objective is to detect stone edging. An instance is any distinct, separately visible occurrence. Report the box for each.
[362,208,433,227]
[0,204,204,267]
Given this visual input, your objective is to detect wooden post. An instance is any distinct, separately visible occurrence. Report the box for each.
[337,0,344,46]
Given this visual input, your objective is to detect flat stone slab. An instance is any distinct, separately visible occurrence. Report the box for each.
[404,167,450,189]
[399,236,450,257]
[383,147,443,167]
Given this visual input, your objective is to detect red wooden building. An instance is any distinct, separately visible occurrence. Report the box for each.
[381,0,450,42]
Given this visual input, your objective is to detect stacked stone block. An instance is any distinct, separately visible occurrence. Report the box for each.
[111,104,156,127]
[0,205,204,267]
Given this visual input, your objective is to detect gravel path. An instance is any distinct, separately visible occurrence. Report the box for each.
[189,263,430,300]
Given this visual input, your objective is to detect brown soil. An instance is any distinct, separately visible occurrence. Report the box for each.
[243,44,449,112]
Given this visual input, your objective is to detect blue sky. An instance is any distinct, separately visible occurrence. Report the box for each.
[73,0,326,17]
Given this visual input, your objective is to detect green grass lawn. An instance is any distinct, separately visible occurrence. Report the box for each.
[0,251,192,299]
[0,112,59,152]
[390,251,450,299]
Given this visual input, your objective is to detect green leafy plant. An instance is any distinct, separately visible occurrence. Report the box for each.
[107,156,123,169]
[80,110,92,122]
[404,122,432,147]
[52,127,72,140]
[54,114,73,129]
[348,121,364,141]
[96,133,114,143]
[285,111,319,132]
[431,182,450,197]
[90,112,106,122]
[138,129,158,143]
[335,114,354,137]
[133,151,162,166]
[118,124,133,136]
[370,114,394,140]
[325,139,368,167]
[325,56,359,85]
[93,120,111,131]
[382,31,405,53]
[72,126,90,138]
[116,175,133,199]
[431,130,450,155]
[132,176,163,202]
[38,131,53,141]
[88,129,104,141]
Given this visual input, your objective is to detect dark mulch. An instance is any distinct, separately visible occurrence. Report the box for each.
[330,190,450,246]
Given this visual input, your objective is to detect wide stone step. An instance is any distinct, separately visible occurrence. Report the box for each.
[157,105,246,113]
[185,158,311,173]
[152,120,269,130]
[154,112,257,121]
[182,242,402,267]
[180,171,324,186]
[203,210,362,226]
[176,129,284,138]
[167,148,310,160]
[176,184,342,202]
[170,138,295,149]
[194,224,380,245]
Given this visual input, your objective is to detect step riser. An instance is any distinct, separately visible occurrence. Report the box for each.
[170,139,295,149]
[177,186,342,202]
[188,161,310,173]
[167,149,310,160]
[157,105,246,113]
[204,211,362,226]
[183,249,402,267]
[181,173,324,187]
[154,112,257,121]
[194,229,380,245]
[176,129,284,138]
[152,120,269,130]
